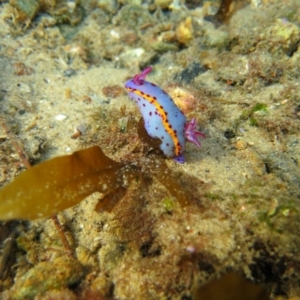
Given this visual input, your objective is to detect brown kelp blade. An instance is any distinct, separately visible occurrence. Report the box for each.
[0,146,136,220]
[193,272,269,300]
[142,155,192,207]
[95,186,127,213]
[137,118,162,150]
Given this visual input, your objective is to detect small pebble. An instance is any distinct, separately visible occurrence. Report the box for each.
[235,140,247,150]
[71,127,82,139]
[17,83,32,94]
[110,29,120,39]
[65,88,72,99]
[0,135,7,142]
[63,69,76,77]
[55,114,67,121]
[155,0,172,9]
[102,85,124,98]
[13,62,34,76]
[176,17,193,46]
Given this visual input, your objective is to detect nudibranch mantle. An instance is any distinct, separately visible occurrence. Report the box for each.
[125,66,205,163]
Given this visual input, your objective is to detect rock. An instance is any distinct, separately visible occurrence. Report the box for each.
[11,256,83,299]
[260,19,300,55]
[155,0,172,9]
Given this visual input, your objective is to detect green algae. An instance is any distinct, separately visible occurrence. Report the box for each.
[151,41,179,52]
[237,103,268,127]
[162,197,174,212]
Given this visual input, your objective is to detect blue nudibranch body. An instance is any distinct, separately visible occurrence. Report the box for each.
[125,66,205,163]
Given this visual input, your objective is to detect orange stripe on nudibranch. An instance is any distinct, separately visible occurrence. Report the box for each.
[126,87,182,156]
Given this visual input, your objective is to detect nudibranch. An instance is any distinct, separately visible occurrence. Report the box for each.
[125,66,205,163]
